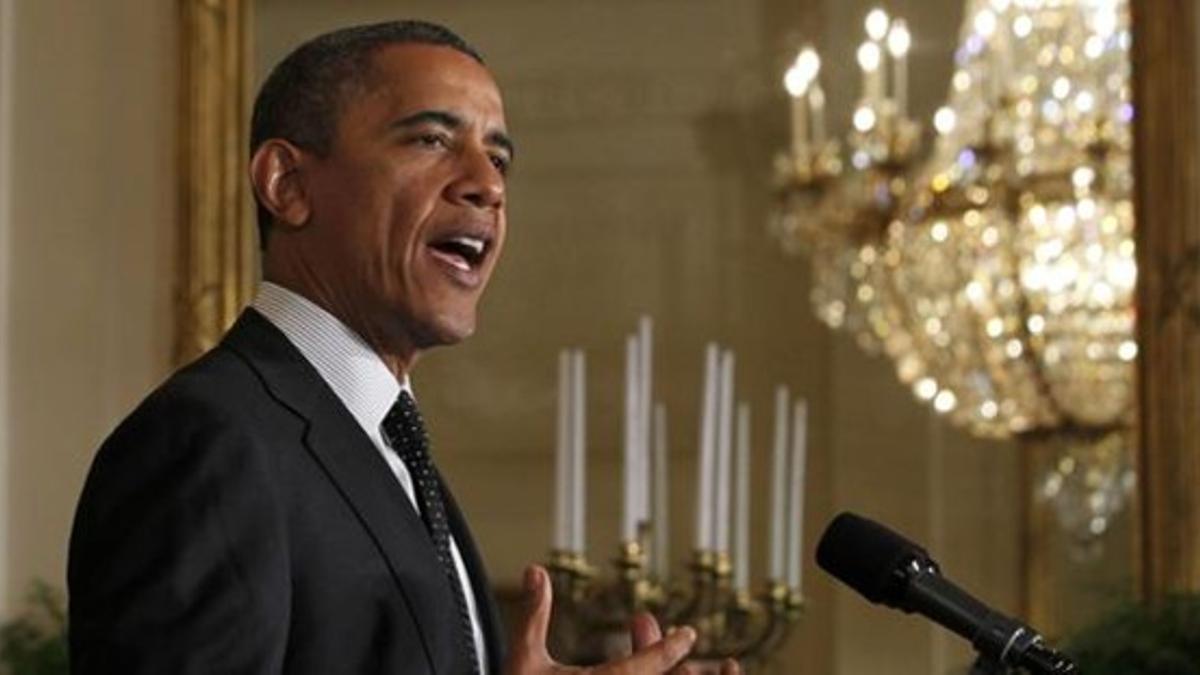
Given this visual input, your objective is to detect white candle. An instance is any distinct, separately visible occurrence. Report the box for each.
[858,41,884,106]
[809,82,827,148]
[863,8,890,107]
[869,60,884,106]
[555,350,571,550]
[791,91,809,160]
[695,343,719,551]
[888,20,911,117]
[770,386,789,581]
[734,403,751,591]
[638,316,654,530]
[786,400,808,591]
[783,65,810,160]
[653,403,669,578]
[714,350,735,554]
[785,47,821,160]
[571,350,587,554]
[623,334,640,542]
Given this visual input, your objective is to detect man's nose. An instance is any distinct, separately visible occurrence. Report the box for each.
[447,147,505,210]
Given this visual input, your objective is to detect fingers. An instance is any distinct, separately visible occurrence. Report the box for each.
[506,565,553,673]
[602,625,696,674]
[628,612,662,652]
[520,565,553,653]
[669,659,739,675]
[669,659,737,675]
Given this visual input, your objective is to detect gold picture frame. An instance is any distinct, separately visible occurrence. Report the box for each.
[176,0,256,364]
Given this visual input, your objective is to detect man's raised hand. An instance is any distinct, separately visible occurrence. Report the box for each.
[505,565,697,674]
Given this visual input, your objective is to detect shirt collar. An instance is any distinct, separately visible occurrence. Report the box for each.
[251,282,410,439]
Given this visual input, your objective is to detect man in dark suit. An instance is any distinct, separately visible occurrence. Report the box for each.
[67,19,705,675]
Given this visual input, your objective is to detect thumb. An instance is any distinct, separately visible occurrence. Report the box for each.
[512,565,553,662]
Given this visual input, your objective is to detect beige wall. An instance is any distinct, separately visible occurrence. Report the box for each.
[0,0,13,617]
[1,0,177,612]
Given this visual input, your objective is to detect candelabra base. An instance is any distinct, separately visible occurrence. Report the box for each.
[546,545,804,669]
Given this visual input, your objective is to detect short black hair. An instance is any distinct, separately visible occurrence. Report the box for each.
[249,20,484,249]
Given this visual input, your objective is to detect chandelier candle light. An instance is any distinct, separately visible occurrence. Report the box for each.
[547,320,810,667]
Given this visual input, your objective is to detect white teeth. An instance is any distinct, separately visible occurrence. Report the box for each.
[450,236,485,255]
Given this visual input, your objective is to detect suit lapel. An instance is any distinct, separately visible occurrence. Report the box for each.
[222,310,465,671]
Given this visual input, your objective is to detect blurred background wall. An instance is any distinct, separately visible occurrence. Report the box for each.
[0,0,177,615]
[0,1,1116,672]
[0,0,12,620]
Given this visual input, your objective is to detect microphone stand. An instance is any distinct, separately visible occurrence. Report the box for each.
[966,629,1080,674]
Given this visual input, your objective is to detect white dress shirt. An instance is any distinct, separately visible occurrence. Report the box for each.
[252,282,489,673]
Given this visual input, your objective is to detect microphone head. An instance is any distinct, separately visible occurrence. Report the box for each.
[816,512,930,606]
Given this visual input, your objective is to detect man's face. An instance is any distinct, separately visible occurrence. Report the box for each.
[298,43,511,352]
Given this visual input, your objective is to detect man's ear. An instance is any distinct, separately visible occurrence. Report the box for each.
[249,139,311,229]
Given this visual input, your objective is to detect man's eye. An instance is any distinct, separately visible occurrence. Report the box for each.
[415,133,449,148]
[490,154,511,175]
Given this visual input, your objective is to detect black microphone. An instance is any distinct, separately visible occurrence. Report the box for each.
[815,512,1078,674]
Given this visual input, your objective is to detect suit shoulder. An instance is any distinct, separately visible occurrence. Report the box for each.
[116,345,290,443]
[72,345,298,560]
[142,345,264,418]
[81,346,292,495]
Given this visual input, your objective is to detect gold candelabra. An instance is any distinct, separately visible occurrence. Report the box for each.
[547,336,811,668]
[545,539,803,670]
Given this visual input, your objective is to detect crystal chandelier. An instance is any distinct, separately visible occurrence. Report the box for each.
[771,0,1136,542]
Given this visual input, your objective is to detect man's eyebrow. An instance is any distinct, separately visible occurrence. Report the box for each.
[390,110,515,159]
[390,110,463,131]
[487,130,515,160]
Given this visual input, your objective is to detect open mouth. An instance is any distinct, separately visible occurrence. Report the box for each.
[428,234,490,273]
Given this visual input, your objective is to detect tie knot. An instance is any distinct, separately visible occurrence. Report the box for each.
[395,390,419,419]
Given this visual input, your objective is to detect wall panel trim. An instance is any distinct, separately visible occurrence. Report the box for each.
[1132,0,1200,599]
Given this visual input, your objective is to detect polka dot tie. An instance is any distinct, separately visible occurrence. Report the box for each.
[382,391,481,675]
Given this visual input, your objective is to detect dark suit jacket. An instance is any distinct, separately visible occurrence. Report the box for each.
[68,309,505,674]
